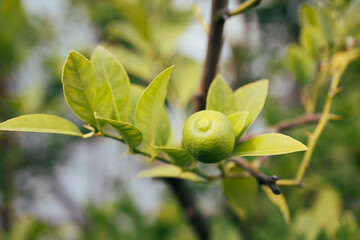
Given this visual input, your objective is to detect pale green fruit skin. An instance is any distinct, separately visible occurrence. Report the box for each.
[182,110,235,163]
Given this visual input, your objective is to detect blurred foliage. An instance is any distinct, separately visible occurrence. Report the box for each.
[76,0,202,108]
[0,0,37,73]
[81,195,197,240]
[0,0,360,239]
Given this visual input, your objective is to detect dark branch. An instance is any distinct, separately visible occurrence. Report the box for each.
[52,174,88,228]
[174,1,231,238]
[229,157,281,195]
[193,0,229,112]
[165,179,209,240]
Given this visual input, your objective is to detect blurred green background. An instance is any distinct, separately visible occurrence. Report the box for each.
[0,0,359,239]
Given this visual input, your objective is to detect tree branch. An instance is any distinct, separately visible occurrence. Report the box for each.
[165,179,209,240]
[172,1,230,237]
[103,133,212,239]
[296,69,346,181]
[241,113,323,141]
[272,113,323,132]
[51,174,88,228]
[229,157,281,194]
[193,0,228,112]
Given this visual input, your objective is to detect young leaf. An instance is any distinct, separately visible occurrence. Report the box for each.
[154,146,191,167]
[169,57,201,106]
[91,46,131,122]
[137,164,202,182]
[134,66,173,144]
[286,45,316,85]
[129,84,145,124]
[292,186,342,239]
[262,186,290,224]
[107,45,154,80]
[300,26,327,59]
[223,178,258,219]
[232,133,308,157]
[95,113,142,149]
[62,51,113,128]
[154,106,171,146]
[228,111,248,141]
[206,75,237,115]
[300,4,320,27]
[233,80,268,135]
[0,114,82,137]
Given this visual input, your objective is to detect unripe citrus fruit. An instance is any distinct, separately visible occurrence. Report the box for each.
[182,110,235,163]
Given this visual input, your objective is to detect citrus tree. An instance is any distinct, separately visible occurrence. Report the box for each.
[1,0,360,239]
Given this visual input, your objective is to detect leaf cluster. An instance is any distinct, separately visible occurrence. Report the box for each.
[0,45,310,224]
[0,46,307,178]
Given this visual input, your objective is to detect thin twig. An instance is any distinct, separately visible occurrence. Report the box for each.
[296,70,345,180]
[102,133,213,180]
[228,0,262,17]
[229,157,281,194]
[241,113,322,141]
[193,3,209,34]
[272,114,323,132]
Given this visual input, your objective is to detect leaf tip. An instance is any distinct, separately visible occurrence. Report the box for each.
[259,79,269,87]
[167,65,175,71]
[300,142,308,151]
[68,50,81,58]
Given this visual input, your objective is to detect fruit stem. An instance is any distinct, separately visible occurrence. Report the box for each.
[102,133,215,180]
[217,162,226,177]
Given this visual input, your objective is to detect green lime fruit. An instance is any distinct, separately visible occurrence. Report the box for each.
[182,110,235,163]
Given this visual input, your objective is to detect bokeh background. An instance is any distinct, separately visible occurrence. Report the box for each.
[0,0,359,239]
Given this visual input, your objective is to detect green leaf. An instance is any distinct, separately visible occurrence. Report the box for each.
[300,26,327,59]
[154,106,171,146]
[91,46,131,122]
[129,84,145,124]
[154,146,191,167]
[62,51,113,128]
[233,79,268,135]
[292,186,342,239]
[223,178,257,219]
[107,45,154,80]
[137,164,202,182]
[152,8,193,58]
[206,75,237,115]
[0,114,82,137]
[108,0,149,39]
[232,133,308,157]
[228,111,248,141]
[312,186,342,237]
[7,216,49,240]
[105,22,151,55]
[335,211,360,240]
[262,186,290,224]
[300,4,321,27]
[134,66,173,144]
[169,57,201,106]
[95,113,142,149]
[286,45,316,84]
